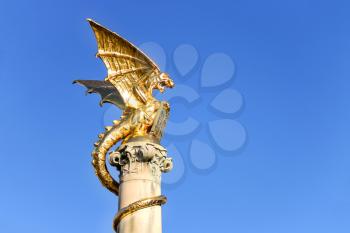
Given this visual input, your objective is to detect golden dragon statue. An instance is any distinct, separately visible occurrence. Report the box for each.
[74,19,174,197]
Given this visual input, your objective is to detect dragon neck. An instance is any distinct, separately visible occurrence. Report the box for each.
[144,76,158,95]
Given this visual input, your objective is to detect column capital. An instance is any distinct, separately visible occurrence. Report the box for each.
[110,141,173,183]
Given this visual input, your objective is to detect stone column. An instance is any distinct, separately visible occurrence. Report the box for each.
[110,141,173,233]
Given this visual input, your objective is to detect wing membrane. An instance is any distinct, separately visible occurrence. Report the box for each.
[88,19,159,81]
[73,80,125,109]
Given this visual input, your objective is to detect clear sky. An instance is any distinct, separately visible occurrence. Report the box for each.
[1,0,350,232]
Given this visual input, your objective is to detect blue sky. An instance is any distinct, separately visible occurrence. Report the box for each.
[1,0,350,232]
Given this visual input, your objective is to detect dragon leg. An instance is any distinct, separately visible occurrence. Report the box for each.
[92,121,131,196]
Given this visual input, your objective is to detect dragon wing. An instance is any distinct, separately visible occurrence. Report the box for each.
[73,80,125,109]
[87,19,160,109]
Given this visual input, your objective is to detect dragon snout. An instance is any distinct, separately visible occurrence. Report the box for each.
[166,78,175,88]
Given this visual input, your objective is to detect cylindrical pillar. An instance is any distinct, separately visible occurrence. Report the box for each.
[110,141,173,233]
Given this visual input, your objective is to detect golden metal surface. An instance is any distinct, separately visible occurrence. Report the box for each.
[74,19,174,196]
[113,195,167,231]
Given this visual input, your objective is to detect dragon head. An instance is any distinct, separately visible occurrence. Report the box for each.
[155,72,175,93]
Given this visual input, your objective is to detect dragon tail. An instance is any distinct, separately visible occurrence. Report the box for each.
[91,121,130,196]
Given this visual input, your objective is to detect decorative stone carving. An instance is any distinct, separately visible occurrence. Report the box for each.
[110,141,173,182]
